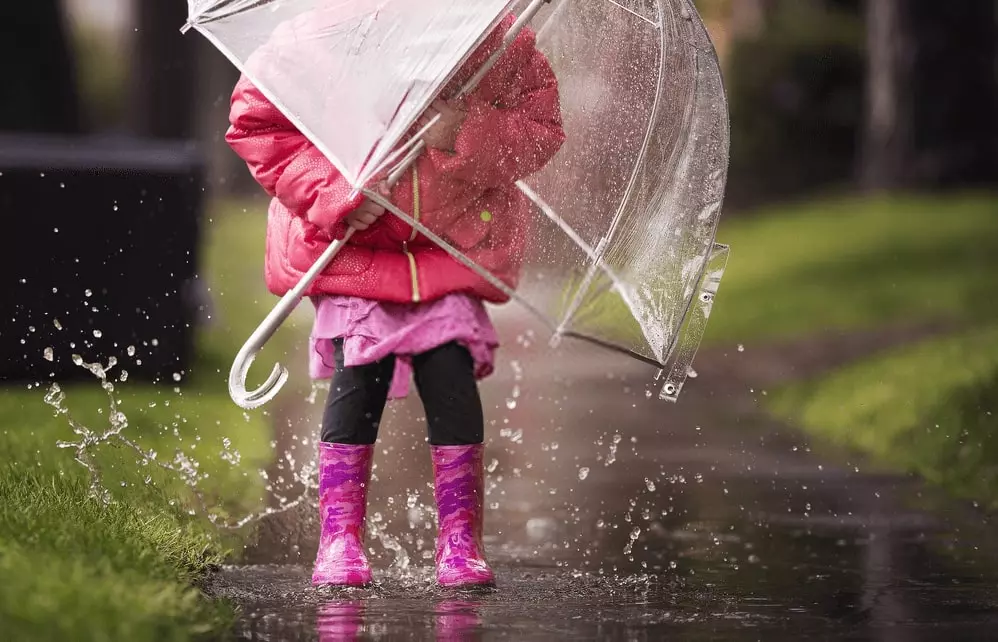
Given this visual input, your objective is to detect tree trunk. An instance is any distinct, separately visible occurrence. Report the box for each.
[0,0,82,134]
[862,0,998,190]
[128,0,198,139]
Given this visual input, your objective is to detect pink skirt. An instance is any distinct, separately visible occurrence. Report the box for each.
[309,294,500,399]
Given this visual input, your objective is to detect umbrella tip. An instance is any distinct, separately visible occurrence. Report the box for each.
[180,21,193,35]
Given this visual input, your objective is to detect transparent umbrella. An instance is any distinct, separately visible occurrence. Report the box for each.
[182,0,729,408]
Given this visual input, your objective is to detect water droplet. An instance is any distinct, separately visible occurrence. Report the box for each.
[119,370,128,382]
[578,467,590,481]
[93,330,102,338]
[645,478,656,492]
[84,289,92,297]
[53,318,62,330]
[505,398,517,410]
[486,458,499,473]
[737,344,745,352]
[126,345,136,356]
[172,373,182,382]
[43,347,54,361]
[43,383,65,409]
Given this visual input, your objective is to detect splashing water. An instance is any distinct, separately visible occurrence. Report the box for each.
[605,433,622,467]
[623,526,641,556]
[44,348,321,531]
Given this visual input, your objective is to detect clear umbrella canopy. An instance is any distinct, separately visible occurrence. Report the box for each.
[185,0,730,401]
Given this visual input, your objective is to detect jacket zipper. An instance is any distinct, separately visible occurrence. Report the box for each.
[403,165,421,303]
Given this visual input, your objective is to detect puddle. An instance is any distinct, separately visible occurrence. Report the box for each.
[207,332,998,640]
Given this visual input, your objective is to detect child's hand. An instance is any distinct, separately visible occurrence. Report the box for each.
[416,99,468,151]
[346,198,385,231]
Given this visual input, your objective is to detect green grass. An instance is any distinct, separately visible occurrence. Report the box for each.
[708,192,998,506]
[769,324,998,508]
[705,192,998,344]
[0,199,300,641]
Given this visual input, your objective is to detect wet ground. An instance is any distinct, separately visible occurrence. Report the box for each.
[207,310,998,641]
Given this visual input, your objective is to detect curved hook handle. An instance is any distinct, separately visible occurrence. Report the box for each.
[228,232,353,409]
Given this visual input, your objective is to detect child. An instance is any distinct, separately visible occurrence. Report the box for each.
[226,13,564,588]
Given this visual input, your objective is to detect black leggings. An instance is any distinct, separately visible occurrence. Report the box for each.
[320,339,485,446]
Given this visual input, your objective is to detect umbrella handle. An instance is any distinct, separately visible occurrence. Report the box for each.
[228,0,551,408]
[228,228,355,409]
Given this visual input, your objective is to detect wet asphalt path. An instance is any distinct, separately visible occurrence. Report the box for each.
[207,310,998,641]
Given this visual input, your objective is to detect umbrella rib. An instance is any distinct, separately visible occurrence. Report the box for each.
[560,331,665,369]
[190,0,274,27]
[602,0,659,26]
[515,181,640,343]
[598,0,668,254]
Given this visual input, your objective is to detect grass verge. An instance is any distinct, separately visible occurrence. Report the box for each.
[706,192,998,345]
[769,324,998,508]
[0,199,300,641]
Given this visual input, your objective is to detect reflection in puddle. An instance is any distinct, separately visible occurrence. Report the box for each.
[316,601,364,641]
[433,601,482,641]
[310,597,483,641]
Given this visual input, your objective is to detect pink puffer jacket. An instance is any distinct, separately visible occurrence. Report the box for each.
[226,14,566,304]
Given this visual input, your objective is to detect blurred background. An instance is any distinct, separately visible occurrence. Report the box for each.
[0,0,996,640]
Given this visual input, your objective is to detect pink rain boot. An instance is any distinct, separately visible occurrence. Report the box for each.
[431,445,496,587]
[312,443,374,587]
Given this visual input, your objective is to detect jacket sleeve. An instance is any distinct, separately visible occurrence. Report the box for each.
[424,29,565,190]
[225,75,361,239]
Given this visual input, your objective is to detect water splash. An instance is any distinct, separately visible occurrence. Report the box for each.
[623,526,641,556]
[605,433,622,466]
[44,348,320,531]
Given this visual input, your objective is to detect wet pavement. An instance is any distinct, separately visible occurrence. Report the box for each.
[207,310,998,641]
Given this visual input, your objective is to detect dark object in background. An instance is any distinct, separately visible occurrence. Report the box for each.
[0,0,82,134]
[863,0,998,190]
[130,0,199,140]
[724,1,865,209]
[0,134,206,384]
